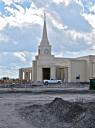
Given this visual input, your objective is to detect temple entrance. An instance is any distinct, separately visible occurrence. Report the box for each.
[42,68,50,80]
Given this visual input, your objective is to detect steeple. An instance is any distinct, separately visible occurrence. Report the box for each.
[38,13,52,56]
[40,13,49,46]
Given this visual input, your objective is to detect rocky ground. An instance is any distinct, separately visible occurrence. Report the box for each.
[17,97,95,128]
[0,92,95,128]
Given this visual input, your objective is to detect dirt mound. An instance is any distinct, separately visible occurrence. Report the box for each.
[18,98,95,128]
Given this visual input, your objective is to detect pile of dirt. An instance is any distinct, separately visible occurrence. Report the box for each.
[18,97,95,128]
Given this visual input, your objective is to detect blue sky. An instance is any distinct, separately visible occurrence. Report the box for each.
[0,0,95,78]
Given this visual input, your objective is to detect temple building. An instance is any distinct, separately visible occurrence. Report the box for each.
[19,14,95,82]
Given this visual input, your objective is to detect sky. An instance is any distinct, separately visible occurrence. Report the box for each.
[0,0,95,78]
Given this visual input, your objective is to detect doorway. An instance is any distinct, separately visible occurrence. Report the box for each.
[42,68,50,80]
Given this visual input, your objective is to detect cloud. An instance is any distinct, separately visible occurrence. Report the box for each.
[90,4,95,13]
[87,30,95,51]
[78,0,95,28]
[0,23,42,52]
[0,33,9,42]
[83,13,95,28]
[47,13,65,30]
[0,0,95,78]
[0,51,34,78]
[0,1,44,29]
[1,0,13,6]
[48,23,94,57]
[14,52,26,62]
[4,3,43,27]
[0,65,19,78]
[52,0,71,6]
[0,51,33,66]
[0,16,7,30]
[0,0,25,6]
[47,0,92,32]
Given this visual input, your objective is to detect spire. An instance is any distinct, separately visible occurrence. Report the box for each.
[40,13,49,46]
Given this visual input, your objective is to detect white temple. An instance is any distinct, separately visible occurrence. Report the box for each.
[19,14,95,82]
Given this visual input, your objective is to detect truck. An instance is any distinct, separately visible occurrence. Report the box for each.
[43,79,62,85]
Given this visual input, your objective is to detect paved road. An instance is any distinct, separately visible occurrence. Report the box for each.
[0,87,92,94]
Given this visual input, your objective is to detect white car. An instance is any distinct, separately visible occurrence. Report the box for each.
[43,79,62,85]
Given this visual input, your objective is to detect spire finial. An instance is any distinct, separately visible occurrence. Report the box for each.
[44,12,46,22]
[40,12,49,46]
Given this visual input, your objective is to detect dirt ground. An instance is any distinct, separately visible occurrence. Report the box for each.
[0,93,95,128]
[18,97,95,128]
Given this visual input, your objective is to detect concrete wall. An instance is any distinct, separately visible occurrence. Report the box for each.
[92,63,95,78]
[70,60,86,82]
[32,61,37,81]
[77,55,95,81]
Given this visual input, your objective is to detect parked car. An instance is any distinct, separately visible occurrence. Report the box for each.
[43,79,62,85]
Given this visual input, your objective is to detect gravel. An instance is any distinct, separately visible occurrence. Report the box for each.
[18,97,95,128]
